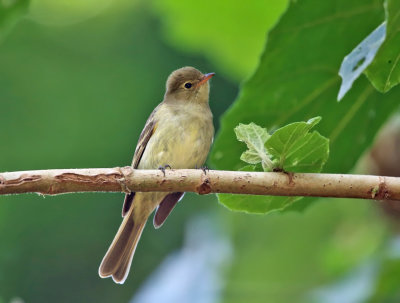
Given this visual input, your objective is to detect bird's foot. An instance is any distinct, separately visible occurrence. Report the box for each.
[158,164,172,177]
[199,165,209,175]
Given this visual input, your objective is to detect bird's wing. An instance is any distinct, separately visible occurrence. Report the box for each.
[132,115,157,169]
[122,104,185,227]
[121,106,159,217]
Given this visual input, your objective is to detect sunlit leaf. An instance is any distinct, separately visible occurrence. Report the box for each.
[365,0,400,92]
[219,117,328,214]
[234,123,273,171]
[338,22,386,100]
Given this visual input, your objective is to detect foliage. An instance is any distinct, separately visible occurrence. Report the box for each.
[339,0,400,99]
[211,0,400,215]
[264,117,329,172]
[365,0,400,92]
[219,117,329,214]
[1,0,400,303]
[236,117,330,173]
[234,123,272,171]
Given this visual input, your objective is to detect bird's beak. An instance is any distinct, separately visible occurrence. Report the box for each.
[197,72,215,87]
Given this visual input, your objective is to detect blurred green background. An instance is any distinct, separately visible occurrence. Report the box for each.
[1,0,400,302]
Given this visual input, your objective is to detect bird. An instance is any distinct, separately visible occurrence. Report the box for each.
[98,66,215,284]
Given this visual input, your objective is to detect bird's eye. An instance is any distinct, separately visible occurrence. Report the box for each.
[184,82,192,89]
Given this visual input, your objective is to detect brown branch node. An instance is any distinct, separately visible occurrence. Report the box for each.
[116,167,131,194]
[196,178,212,195]
[373,177,390,200]
[285,172,295,186]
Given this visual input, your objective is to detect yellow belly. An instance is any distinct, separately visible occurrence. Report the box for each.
[138,108,213,170]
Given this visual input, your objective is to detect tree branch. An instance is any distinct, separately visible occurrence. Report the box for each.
[0,167,399,201]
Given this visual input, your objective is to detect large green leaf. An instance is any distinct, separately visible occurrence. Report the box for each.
[211,0,400,178]
[365,0,400,92]
[150,0,288,81]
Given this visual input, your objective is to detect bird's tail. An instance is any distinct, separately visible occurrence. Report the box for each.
[98,206,146,284]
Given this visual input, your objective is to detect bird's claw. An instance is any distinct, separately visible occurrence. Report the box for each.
[200,166,209,175]
[158,164,172,177]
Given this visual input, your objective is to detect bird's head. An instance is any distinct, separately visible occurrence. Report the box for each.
[165,66,215,104]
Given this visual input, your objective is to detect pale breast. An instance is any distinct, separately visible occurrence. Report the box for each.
[138,103,214,170]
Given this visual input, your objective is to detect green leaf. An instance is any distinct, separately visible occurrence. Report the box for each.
[365,0,400,92]
[150,0,289,81]
[266,117,329,172]
[211,0,400,214]
[0,0,29,42]
[234,123,273,171]
[218,193,300,214]
[219,118,328,214]
[238,165,258,172]
[211,0,398,176]
[235,117,329,174]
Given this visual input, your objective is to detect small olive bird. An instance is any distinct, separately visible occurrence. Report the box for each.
[99,67,215,284]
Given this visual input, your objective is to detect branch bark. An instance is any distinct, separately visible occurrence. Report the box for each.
[0,167,399,201]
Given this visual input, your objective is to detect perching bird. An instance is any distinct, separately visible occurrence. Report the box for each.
[98,67,215,284]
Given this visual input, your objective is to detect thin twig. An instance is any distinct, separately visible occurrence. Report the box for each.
[0,167,399,201]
